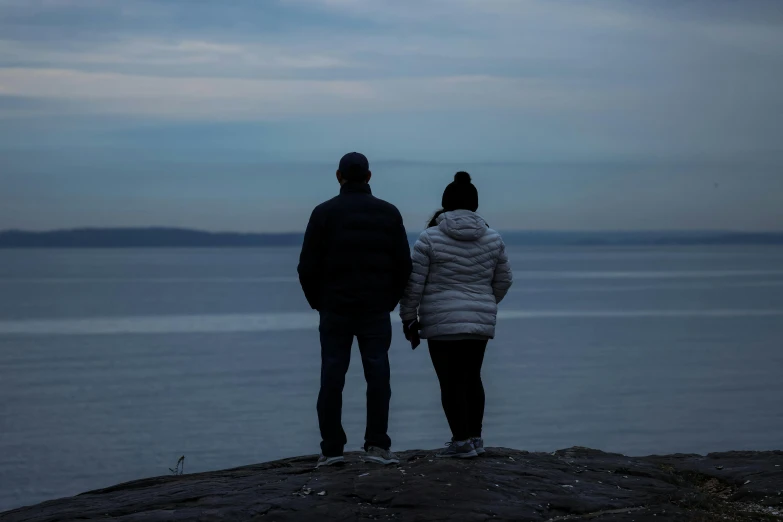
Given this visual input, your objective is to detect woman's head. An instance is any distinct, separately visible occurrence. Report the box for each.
[428,172,480,227]
[442,171,478,212]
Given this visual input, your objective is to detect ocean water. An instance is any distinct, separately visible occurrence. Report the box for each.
[1,246,782,511]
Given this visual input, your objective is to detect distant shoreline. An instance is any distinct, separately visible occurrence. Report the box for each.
[2,228,783,248]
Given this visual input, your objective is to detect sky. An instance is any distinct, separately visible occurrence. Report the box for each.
[0,0,782,232]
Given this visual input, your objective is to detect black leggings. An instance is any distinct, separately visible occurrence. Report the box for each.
[428,339,488,442]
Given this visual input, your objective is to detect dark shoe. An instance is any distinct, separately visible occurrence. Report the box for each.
[436,440,478,459]
[361,446,400,465]
[316,454,345,469]
[472,437,486,455]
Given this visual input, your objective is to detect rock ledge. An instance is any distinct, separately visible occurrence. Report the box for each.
[2,447,782,521]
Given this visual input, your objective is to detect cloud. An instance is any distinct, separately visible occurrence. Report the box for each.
[0,66,626,120]
[0,38,352,74]
[0,0,781,152]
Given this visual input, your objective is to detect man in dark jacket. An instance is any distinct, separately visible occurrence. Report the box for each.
[298,152,412,468]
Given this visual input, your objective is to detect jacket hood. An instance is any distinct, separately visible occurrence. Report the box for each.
[436,210,488,241]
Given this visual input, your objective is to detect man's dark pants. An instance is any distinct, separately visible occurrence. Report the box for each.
[317,311,392,457]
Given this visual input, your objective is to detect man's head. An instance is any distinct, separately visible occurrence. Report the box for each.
[337,152,371,185]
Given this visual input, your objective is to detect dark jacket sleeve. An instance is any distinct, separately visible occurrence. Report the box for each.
[399,233,430,321]
[298,207,326,310]
[390,210,413,309]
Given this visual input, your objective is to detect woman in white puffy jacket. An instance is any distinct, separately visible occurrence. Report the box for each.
[400,172,513,459]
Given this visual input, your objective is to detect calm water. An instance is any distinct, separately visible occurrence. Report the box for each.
[1,246,783,511]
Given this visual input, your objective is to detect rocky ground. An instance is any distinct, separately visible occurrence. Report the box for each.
[1,447,781,521]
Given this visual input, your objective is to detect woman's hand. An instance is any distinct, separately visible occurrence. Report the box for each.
[402,319,420,341]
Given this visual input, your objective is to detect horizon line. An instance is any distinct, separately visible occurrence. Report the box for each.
[3,227,783,235]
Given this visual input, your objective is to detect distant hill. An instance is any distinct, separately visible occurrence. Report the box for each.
[0,228,303,248]
[0,228,782,248]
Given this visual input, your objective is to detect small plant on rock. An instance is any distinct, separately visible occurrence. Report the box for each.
[169,456,185,476]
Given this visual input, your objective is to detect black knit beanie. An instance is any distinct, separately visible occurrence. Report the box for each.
[441,171,479,212]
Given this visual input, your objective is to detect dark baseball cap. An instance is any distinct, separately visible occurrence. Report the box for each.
[338,152,369,174]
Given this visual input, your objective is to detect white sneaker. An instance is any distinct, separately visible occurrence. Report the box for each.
[316,454,345,469]
[361,446,400,465]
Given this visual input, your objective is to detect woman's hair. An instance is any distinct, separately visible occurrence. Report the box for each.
[427,209,446,228]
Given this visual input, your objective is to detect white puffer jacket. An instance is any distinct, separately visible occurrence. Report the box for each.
[400,210,513,339]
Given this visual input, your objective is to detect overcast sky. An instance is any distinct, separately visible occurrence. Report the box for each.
[1,0,781,232]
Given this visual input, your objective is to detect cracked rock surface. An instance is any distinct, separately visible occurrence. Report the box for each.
[1,447,781,521]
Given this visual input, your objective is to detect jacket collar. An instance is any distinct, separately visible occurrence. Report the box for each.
[436,209,482,225]
[340,182,372,195]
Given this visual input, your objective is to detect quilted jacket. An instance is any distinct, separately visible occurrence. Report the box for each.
[399,210,513,339]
